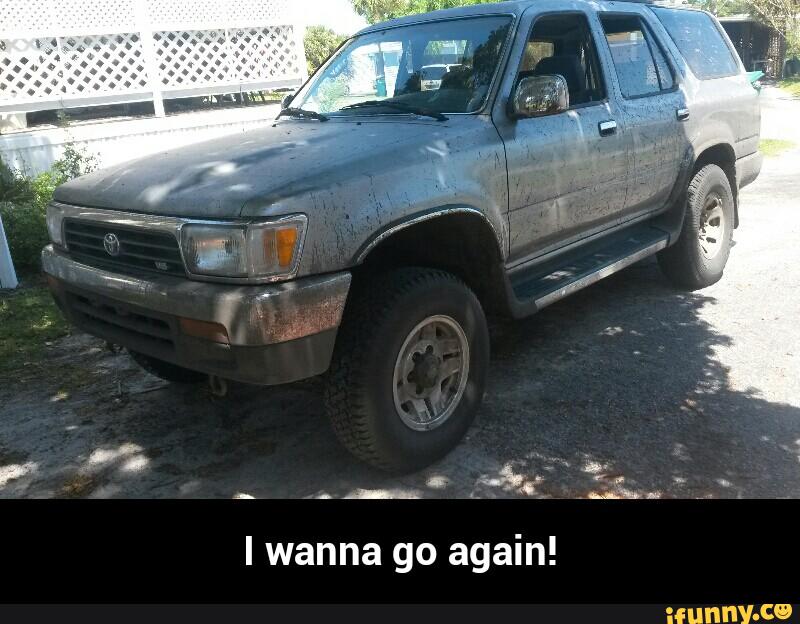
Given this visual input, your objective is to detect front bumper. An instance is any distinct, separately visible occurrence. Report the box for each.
[42,245,351,385]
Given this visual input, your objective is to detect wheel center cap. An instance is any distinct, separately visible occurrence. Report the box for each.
[414,353,441,389]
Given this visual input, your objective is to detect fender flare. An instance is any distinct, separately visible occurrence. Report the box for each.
[688,141,739,227]
[351,205,505,265]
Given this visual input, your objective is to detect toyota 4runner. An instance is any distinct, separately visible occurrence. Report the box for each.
[43,0,762,472]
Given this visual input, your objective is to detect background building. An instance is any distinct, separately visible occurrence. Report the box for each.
[720,14,785,76]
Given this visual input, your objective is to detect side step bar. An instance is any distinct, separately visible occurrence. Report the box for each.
[507,225,669,316]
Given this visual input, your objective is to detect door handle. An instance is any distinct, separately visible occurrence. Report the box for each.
[676,108,690,121]
[599,120,617,136]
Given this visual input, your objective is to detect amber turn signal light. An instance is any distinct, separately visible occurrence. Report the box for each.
[275,227,298,268]
[179,318,230,344]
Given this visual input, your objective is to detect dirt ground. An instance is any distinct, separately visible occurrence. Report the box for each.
[1,86,799,499]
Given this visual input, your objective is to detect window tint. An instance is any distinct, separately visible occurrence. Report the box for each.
[518,13,606,107]
[653,8,739,79]
[600,15,674,98]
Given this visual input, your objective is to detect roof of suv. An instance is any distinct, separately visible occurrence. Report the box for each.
[355,0,660,36]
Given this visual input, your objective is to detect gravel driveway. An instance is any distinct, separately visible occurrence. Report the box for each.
[1,87,798,499]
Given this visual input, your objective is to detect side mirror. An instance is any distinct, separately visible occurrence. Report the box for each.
[510,75,569,119]
[281,93,294,109]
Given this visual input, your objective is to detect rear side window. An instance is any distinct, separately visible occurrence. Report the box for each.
[600,15,675,98]
[652,8,739,79]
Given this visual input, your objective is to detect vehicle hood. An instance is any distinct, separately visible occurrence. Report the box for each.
[54,117,457,219]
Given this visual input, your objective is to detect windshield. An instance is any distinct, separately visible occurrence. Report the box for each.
[293,16,513,116]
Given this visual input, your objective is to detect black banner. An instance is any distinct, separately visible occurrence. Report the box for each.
[2,500,798,604]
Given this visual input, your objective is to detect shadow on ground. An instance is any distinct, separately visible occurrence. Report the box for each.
[474,259,800,498]
[1,258,798,498]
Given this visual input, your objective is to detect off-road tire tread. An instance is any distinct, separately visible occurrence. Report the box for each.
[658,164,734,290]
[324,268,473,472]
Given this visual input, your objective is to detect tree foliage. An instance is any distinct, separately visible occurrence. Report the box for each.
[689,0,748,16]
[304,25,347,75]
[691,0,799,57]
[353,0,799,59]
[351,0,499,24]
[745,0,800,56]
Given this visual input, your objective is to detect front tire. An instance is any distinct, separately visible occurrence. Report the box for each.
[324,268,490,473]
[658,164,735,289]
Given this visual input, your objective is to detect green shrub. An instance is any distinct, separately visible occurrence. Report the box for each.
[0,145,98,270]
[51,145,99,183]
[0,158,34,205]
[0,200,48,271]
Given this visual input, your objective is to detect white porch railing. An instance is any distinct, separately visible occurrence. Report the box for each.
[0,0,307,116]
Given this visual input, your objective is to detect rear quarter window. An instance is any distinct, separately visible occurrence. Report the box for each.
[652,8,739,79]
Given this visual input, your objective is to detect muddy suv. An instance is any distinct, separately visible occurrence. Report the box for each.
[43,0,761,472]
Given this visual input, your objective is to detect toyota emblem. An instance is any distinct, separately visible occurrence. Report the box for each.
[103,233,121,256]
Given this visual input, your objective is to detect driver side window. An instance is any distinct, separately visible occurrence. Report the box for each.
[516,13,606,108]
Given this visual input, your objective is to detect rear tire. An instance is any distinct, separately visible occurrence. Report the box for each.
[324,268,490,473]
[128,351,205,384]
[658,164,734,289]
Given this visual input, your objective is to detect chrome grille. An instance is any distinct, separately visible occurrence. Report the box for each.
[64,219,185,277]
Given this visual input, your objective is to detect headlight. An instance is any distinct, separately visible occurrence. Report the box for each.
[46,203,65,246]
[181,215,306,280]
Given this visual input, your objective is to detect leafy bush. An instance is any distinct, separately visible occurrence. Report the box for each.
[0,145,98,270]
[0,158,35,205]
[0,199,48,271]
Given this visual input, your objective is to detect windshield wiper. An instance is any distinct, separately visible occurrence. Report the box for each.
[277,107,329,122]
[340,100,448,121]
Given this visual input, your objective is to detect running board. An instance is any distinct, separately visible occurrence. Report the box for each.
[508,225,669,315]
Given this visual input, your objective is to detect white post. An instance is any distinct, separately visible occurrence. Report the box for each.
[136,0,166,117]
[295,24,309,83]
[289,2,309,82]
[0,214,19,290]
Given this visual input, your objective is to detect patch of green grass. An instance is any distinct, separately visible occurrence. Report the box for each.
[759,139,796,157]
[0,283,70,376]
[778,77,800,97]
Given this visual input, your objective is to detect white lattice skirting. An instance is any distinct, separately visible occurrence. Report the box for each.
[0,0,307,114]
